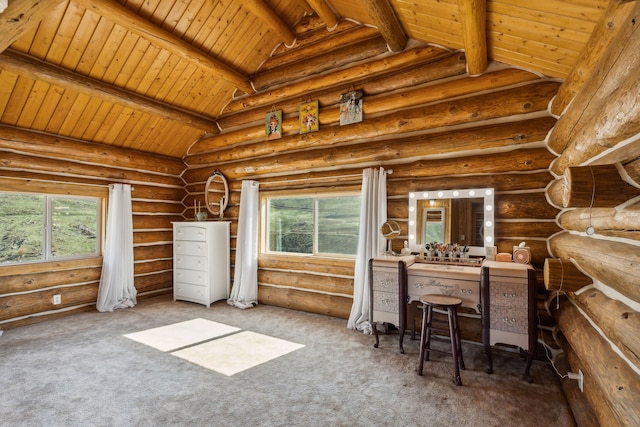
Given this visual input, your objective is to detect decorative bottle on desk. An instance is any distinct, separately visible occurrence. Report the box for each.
[401,240,412,256]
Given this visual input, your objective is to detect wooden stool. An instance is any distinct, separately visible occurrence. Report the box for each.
[417,294,465,386]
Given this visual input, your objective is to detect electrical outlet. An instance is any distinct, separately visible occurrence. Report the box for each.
[578,369,584,392]
[53,294,61,305]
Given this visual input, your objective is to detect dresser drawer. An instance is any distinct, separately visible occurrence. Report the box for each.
[175,268,208,286]
[490,306,528,334]
[174,254,208,271]
[174,240,208,257]
[174,282,207,301]
[490,281,528,309]
[174,225,207,241]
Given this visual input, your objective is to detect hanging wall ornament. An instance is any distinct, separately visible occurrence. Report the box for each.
[339,89,363,125]
[299,100,319,134]
[265,107,282,140]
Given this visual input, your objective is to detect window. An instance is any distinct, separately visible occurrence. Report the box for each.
[0,192,101,265]
[264,193,361,256]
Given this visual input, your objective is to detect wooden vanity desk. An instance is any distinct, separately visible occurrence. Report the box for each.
[370,255,482,353]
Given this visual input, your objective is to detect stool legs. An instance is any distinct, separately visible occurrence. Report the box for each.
[417,302,464,386]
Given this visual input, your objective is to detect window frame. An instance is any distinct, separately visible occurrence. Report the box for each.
[0,188,106,266]
[260,189,361,259]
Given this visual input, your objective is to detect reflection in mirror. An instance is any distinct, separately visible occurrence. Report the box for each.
[408,188,494,256]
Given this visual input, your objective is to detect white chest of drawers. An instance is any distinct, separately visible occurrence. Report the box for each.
[173,221,230,307]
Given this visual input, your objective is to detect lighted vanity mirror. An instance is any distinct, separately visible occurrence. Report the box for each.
[408,188,494,256]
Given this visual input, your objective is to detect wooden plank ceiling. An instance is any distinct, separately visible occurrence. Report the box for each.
[0,0,607,159]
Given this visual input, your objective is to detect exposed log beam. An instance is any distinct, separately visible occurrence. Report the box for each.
[240,0,296,47]
[0,50,219,132]
[71,0,254,94]
[547,1,640,157]
[562,164,640,208]
[549,232,640,302]
[305,0,339,30]
[0,0,66,54]
[557,202,640,241]
[551,1,638,116]
[192,80,559,157]
[457,0,488,75]
[360,0,407,52]
[223,45,453,114]
[0,125,187,176]
[543,258,592,293]
[252,35,389,91]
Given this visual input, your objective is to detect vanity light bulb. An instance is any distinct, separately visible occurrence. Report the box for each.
[469,190,475,196]
[437,191,444,197]
[485,205,493,211]
[409,220,415,226]
[485,189,493,196]
[409,234,415,240]
[409,206,414,212]
[409,193,415,198]
[486,236,493,243]
[423,192,429,198]
[485,220,493,227]
[452,191,459,197]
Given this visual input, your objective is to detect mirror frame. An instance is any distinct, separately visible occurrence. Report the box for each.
[408,188,494,256]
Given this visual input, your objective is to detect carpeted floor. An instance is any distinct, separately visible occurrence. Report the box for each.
[0,294,575,427]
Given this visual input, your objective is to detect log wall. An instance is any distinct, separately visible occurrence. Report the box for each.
[543,2,640,424]
[183,22,561,320]
[0,126,187,329]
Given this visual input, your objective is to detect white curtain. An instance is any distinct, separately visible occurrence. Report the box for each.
[348,167,387,333]
[228,180,259,309]
[97,184,136,312]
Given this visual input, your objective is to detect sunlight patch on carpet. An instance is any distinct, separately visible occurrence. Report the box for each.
[171,330,305,376]
[124,318,240,352]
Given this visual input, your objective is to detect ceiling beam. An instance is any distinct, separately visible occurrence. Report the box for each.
[305,0,339,30]
[457,0,488,75]
[360,0,407,52]
[240,0,297,47]
[71,0,254,94]
[0,0,66,54]
[0,49,219,132]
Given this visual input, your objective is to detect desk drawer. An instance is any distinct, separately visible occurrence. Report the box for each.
[371,269,398,293]
[490,281,528,309]
[373,290,399,314]
[490,306,528,334]
[408,275,479,309]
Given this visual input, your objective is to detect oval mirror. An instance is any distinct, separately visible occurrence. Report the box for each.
[381,220,401,255]
[205,170,229,218]
[381,220,401,239]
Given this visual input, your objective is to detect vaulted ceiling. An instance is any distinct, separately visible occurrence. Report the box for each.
[0,0,608,158]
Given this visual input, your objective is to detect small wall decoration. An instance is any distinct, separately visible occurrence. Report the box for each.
[265,109,282,140]
[339,89,363,125]
[299,100,319,134]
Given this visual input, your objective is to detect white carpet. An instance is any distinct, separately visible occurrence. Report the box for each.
[123,318,240,351]
[171,330,305,376]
